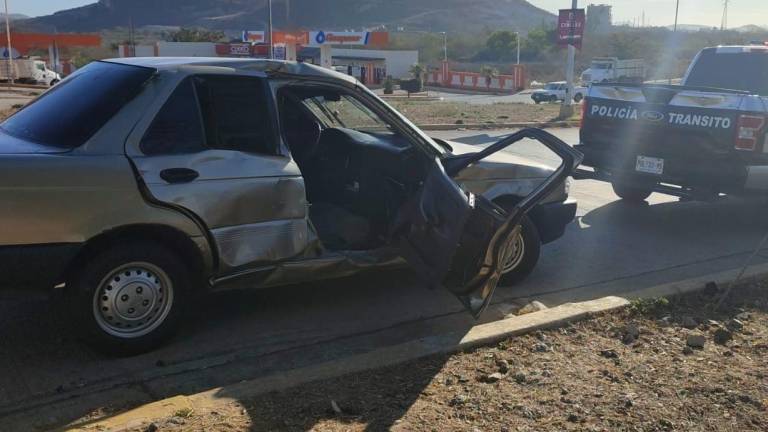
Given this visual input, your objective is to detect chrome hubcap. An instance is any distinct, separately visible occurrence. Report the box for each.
[93,263,174,338]
[501,231,525,274]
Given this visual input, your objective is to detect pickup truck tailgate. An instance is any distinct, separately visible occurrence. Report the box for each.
[578,84,768,190]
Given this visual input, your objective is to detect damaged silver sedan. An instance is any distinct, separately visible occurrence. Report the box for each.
[0,58,581,354]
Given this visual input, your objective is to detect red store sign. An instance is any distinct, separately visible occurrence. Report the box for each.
[558,9,586,49]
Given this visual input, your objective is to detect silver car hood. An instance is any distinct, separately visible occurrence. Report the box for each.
[447,140,554,181]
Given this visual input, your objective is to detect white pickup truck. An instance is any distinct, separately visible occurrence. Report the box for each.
[531,81,587,104]
[576,44,768,202]
[0,59,61,86]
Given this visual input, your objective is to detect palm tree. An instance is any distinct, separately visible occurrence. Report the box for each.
[480,65,499,89]
[410,63,426,84]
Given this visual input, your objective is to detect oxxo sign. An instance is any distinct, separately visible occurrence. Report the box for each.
[308,31,372,46]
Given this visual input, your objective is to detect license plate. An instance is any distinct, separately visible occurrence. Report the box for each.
[636,156,664,175]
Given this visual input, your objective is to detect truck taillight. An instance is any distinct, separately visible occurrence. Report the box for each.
[735,115,766,151]
[580,99,588,129]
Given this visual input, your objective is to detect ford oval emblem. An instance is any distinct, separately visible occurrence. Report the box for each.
[642,111,665,122]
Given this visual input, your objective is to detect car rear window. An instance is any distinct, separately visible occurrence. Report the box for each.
[0,61,155,148]
[686,50,768,96]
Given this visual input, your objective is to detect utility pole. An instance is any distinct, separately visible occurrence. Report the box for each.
[721,0,729,31]
[560,0,578,118]
[442,31,448,62]
[267,0,274,59]
[516,31,521,65]
[674,0,680,32]
[3,0,13,85]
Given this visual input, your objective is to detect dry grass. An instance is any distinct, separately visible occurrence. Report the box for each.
[129,281,768,432]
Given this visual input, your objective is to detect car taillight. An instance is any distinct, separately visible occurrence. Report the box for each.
[735,115,766,151]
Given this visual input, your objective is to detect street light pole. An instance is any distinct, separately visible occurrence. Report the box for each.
[562,0,578,116]
[674,0,680,32]
[442,31,448,62]
[516,31,521,65]
[267,0,274,59]
[3,0,13,85]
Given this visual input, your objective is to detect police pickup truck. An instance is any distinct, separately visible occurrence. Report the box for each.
[576,44,768,202]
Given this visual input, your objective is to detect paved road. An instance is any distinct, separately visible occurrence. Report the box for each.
[3,127,768,428]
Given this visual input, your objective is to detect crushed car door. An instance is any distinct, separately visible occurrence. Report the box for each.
[397,128,582,318]
[126,74,312,274]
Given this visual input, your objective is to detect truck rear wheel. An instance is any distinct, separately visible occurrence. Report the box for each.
[612,181,653,203]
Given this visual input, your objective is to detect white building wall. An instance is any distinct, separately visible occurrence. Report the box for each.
[156,42,217,57]
[331,49,419,79]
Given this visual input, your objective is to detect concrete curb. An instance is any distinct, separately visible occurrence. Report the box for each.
[418,121,579,131]
[65,296,628,431]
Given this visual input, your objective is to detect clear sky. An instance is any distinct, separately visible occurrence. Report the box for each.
[8,0,768,28]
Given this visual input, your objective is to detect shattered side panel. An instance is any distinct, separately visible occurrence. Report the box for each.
[212,218,311,269]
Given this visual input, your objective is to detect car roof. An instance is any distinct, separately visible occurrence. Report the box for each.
[103,57,358,83]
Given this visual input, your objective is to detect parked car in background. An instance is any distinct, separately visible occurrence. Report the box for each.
[0,58,580,355]
[531,81,587,104]
[580,58,646,84]
[0,58,61,86]
[577,45,768,202]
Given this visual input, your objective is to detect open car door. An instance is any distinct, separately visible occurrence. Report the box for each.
[396,129,582,318]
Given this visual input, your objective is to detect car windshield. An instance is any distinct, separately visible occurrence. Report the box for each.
[0,61,155,148]
[686,51,768,95]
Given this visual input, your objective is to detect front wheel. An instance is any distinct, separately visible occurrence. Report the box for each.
[498,214,541,286]
[67,241,192,355]
[574,93,584,103]
[612,180,653,203]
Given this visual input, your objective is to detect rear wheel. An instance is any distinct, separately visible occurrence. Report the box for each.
[67,240,191,355]
[612,180,653,203]
[574,93,584,103]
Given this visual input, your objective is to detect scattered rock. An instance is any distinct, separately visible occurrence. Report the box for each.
[706,320,722,329]
[682,346,694,355]
[735,312,751,321]
[449,394,469,406]
[726,319,744,332]
[517,301,548,315]
[454,119,464,125]
[532,342,551,353]
[496,359,511,374]
[625,323,641,338]
[444,376,455,386]
[514,372,527,384]
[567,413,580,423]
[723,350,735,357]
[600,349,620,359]
[659,419,674,430]
[144,423,159,432]
[681,316,698,329]
[480,373,505,383]
[687,333,706,349]
[330,400,343,415]
[167,417,186,426]
[713,329,733,345]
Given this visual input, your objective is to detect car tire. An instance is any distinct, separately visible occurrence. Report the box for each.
[497,214,541,286]
[534,99,541,104]
[50,79,59,87]
[612,180,653,203]
[574,93,584,103]
[66,240,191,355]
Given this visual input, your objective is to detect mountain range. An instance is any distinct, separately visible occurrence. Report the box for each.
[21,0,555,33]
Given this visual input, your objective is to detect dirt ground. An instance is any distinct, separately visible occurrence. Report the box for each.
[126,281,767,432]
[387,100,574,126]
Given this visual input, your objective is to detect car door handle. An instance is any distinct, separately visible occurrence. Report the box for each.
[160,168,199,184]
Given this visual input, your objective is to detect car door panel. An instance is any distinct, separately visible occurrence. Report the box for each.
[399,128,582,318]
[126,75,313,275]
